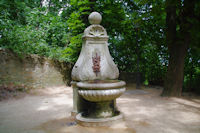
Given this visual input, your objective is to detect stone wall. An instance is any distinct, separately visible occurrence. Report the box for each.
[0,49,72,89]
[0,49,147,88]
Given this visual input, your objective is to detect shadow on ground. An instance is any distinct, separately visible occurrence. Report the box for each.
[0,85,199,133]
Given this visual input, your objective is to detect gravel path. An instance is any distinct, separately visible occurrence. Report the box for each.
[0,85,199,133]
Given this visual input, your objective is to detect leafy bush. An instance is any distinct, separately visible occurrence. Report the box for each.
[0,0,199,93]
[0,6,73,62]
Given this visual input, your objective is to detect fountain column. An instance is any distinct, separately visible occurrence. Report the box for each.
[71,12,126,126]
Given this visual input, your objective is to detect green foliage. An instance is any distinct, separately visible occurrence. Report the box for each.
[0,0,199,93]
[108,0,167,85]
[61,0,90,62]
[0,2,70,61]
[184,48,200,93]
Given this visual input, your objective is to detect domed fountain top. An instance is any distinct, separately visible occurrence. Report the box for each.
[88,12,102,25]
[71,12,119,81]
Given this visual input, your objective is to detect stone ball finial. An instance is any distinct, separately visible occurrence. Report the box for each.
[88,12,102,25]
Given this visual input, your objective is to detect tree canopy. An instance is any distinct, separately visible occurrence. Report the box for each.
[0,0,199,95]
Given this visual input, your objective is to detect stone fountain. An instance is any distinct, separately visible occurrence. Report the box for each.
[71,12,126,126]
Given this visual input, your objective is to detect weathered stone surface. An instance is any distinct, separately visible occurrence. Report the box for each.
[71,12,126,125]
[0,49,71,89]
[78,88,126,102]
[77,80,126,89]
[76,112,124,127]
[88,12,102,25]
[71,12,119,81]
[77,80,126,102]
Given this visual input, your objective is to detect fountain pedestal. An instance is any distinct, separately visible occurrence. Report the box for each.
[71,12,126,126]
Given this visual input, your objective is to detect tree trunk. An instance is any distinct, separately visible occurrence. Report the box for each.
[162,0,195,96]
[162,42,188,96]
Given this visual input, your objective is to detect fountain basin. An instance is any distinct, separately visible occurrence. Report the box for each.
[78,88,125,102]
[76,80,126,119]
[77,80,125,89]
[77,80,126,102]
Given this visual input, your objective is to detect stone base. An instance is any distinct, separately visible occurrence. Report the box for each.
[75,112,124,127]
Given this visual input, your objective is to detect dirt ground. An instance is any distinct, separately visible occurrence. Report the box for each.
[0,85,199,133]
